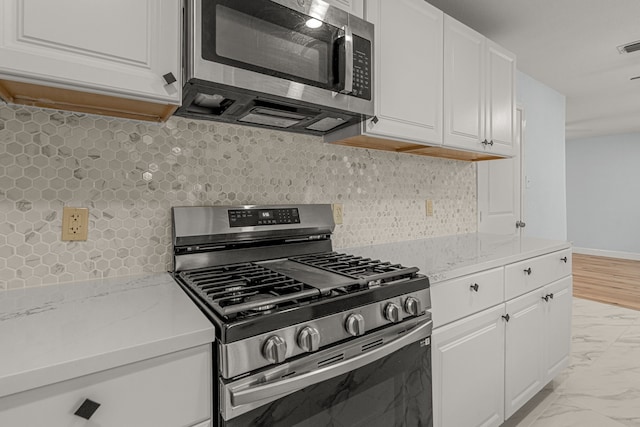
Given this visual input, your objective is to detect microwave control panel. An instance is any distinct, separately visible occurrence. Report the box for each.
[352,35,372,100]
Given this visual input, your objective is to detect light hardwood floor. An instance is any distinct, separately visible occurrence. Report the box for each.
[572,253,640,311]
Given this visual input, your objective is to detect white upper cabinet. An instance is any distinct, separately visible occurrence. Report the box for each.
[0,0,181,121]
[324,0,364,18]
[364,0,443,145]
[443,16,515,157]
[486,40,516,155]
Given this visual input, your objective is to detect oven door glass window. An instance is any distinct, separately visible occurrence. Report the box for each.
[203,0,342,91]
[221,339,432,427]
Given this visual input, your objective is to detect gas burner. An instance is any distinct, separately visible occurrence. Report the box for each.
[245,293,277,312]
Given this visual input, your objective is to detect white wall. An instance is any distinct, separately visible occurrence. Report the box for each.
[566,133,640,257]
[516,71,567,240]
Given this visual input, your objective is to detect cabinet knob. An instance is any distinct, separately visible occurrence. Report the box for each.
[548,293,554,299]
[470,283,479,292]
[502,314,510,322]
[262,335,287,364]
[516,220,526,228]
[481,139,489,145]
[524,267,532,275]
[74,398,101,420]
[560,257,568,263]
[488,140,494,146]
[542,295,549,302]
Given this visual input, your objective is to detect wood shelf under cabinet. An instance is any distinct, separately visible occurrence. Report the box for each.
[0,79,177,122]
[330,133,506,162]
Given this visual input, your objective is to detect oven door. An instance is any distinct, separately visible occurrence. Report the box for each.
[219,318,432,426]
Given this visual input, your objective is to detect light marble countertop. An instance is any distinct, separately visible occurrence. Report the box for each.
[344,233,571,284]
[0,273,215,399]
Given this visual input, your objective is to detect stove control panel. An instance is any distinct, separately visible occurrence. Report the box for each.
[229,208,300,227]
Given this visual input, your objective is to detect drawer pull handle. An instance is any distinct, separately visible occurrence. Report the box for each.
[470,283,479,292]
[502,314,510,322]
[561,257,568,263]
[74,398,101,420]
[524,267,532,275]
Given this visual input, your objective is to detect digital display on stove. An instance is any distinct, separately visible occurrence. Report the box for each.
[228,208,300,227]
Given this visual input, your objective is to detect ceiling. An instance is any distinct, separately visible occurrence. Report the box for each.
[426,0,640,140]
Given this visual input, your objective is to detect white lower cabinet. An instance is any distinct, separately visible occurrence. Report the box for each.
[432,249,572,427]
[504,288,546,418]
[0,345,212,427]
[504,276,572,417]
[433,305,506,427]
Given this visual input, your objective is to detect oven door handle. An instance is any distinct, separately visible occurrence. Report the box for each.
[230,319,432,407]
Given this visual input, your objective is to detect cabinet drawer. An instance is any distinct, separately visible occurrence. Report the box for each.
[505,249,572,300]
[431,267,504,327]
[0,345,211,427]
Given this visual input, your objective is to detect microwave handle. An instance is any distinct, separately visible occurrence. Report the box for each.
[229,319,432,407]
[340,25,354,95]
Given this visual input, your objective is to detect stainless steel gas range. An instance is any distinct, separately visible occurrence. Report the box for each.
[171,204,433,426]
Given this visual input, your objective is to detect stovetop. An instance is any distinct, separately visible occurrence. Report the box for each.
[176,251,426,342]
[171,205,431,346]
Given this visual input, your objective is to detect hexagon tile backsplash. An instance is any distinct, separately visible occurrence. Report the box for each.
[0,103,477,290]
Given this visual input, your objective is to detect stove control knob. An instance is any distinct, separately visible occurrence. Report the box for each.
[384,303,401,323]
[297,326,321,352]
[345,313,365,337]
[404,297,422,316]
[262,336,287,364]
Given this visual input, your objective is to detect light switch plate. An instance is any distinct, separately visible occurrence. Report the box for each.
[425,200,434,217]
[61,207,89,241]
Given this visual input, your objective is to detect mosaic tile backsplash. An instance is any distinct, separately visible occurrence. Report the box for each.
[0,103,477,290]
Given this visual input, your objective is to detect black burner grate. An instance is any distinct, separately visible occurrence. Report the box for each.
[179,263,320,318]
[291,252,418,282]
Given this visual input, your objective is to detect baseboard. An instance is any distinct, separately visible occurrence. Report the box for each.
[573,247,640,261]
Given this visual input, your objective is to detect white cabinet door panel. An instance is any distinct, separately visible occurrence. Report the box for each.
[365,0,443,144]
[443,16,484,150]
[504,289,545,419]
[324,0,364,17]
[433,305,505,427]
[485,40,515,156]
[0,0,180,103]
[543,276,572,382]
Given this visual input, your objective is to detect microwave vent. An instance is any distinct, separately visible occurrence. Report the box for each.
[618,40,640,54]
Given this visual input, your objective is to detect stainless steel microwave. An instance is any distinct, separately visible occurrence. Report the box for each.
[177,0,374,135]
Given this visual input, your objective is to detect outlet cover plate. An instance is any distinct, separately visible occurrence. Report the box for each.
[62,207,89,241]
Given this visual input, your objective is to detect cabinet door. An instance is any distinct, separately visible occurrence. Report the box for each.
[432,305,505,427]
[443,16,485,151]
[543,276,573,382]
[324,0,364,17]
[485,40,516,156]
[0,0,180,104]
[504,289,545,419]
[364,0,443,144]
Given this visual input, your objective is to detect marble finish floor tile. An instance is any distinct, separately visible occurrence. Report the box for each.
[501,298,640,427]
